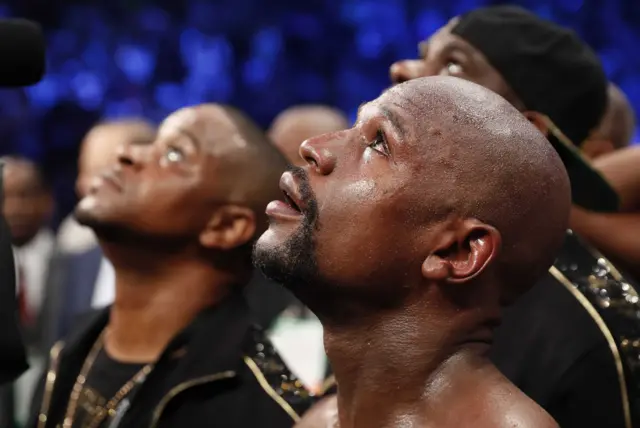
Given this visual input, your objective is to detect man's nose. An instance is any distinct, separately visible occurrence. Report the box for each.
[390,60,424,84]
[299,134,338,176]
[116,142,148,169]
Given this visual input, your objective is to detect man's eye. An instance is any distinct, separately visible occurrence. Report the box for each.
[368,130,389,155]
[446,61,463,74]
[166,146,184,163]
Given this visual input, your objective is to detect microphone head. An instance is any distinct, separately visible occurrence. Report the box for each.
[0,19,45,87]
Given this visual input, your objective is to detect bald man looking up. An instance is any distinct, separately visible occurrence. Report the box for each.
[269,106,349,166]
[29,105,322,428]
[582,83,636,159]
[254,77,570,427]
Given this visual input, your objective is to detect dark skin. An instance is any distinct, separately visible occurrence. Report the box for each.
[76,121,155,198]
[3,158,54,247]
[268,106,349,166]
[254,76,570,427]
[389,18,551,138]
[569,88,638,276]
[75,104,286,363]
[570,146,640,278]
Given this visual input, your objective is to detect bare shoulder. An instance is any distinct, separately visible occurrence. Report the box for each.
[497,401,558,428]
[488,386,559,428]
[449,369,559,428]
[593,145,640,211]
[295,395,339,428]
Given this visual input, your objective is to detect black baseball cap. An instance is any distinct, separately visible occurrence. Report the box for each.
[452,5,619,212]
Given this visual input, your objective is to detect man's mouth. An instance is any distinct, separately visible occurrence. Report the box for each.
[283,190,302,213]
[265,170,308,220]
[90,170,124,193]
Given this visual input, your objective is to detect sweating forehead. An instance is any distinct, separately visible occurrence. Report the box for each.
[373,79,509,141]
[159,106,248,156]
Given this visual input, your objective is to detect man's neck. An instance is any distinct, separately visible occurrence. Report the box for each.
[102,242,237,363]
[323,300,495,428]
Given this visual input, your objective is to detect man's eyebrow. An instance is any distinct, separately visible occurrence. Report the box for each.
[175,127,201,149]
[356,102,406,140]
[379,105,406,140]
[129,135,155,146]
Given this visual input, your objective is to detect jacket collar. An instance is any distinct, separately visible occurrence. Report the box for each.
[157,289,254,383]
[51,290,255,412]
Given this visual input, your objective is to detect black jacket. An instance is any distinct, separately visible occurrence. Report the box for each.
[491,231,640,428]
[0,162,28,385]
[28,291,324,428]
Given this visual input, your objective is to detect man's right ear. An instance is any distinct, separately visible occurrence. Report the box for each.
[421,220,501,285]
[523,111,550,137]
[199,205,257,251]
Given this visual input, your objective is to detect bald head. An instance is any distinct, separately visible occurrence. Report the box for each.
[269,105,349,166]
[255,76,571,308]
[387,77,571,300]
[78,119,155,197]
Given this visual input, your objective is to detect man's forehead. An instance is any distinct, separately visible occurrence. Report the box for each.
[89,125,136,145]
[371,78,506,146]
[160,107,214,133]
[161,107,219,136]
[159,105,249,153]
[370,85,426,123]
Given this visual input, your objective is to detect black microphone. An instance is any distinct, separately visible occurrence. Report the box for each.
[0,18,44,386]
[0,19,45,87]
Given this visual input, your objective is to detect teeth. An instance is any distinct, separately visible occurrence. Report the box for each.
[283,191,300,212]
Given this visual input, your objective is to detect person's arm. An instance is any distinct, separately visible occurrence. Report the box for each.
[592,146,640,212]
[570,207,640,276]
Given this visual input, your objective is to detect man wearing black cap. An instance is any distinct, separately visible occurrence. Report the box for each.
[390,6,639,428]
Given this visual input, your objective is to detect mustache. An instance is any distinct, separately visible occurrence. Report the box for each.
[287,165,318,222]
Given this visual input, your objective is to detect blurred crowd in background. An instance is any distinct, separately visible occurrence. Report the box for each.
[0,0,636,225]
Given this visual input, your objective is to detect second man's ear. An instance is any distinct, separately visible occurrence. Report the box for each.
[421,220,501,285]
[199,205,257,250]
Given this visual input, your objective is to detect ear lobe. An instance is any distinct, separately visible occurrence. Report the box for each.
[422,252,451,282]
[523,111,549,137]
[422,222,501,284]
[200,206,257,251]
